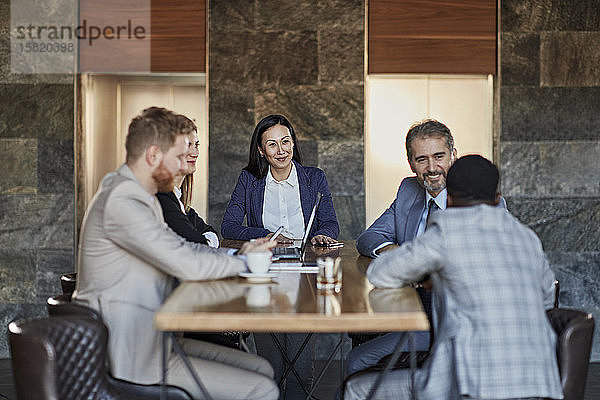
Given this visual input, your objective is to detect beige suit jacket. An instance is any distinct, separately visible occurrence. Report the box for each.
[74,164,245,384]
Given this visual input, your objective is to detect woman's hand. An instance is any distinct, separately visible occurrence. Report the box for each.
[238,238,276,255]
[266,232,294,244]
[276,234,294,244]
[311,234,337,246]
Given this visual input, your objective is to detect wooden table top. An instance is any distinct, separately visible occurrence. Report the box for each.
[155,241,429,333]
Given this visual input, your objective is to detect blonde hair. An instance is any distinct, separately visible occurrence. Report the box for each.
[180,174,193,212]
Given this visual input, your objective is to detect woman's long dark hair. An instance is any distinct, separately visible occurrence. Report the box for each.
[244,114,303,179]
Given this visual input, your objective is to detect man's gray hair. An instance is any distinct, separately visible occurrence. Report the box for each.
[405,119,454,161]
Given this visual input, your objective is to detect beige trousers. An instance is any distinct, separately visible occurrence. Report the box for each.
[167,338,279,400]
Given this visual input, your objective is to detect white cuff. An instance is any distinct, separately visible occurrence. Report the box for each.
[203,231,220,248]
[372,241,394,258]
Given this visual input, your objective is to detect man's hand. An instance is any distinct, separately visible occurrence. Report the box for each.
[375,243,399,256]
[238,238,277,255]
[311,234,337,246]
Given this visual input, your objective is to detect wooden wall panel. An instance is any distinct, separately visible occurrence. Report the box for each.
[369,0,496,74]
[79,0,205,73]
[79,1,152,73]
[151,0,205,72]
[370,38,495,74]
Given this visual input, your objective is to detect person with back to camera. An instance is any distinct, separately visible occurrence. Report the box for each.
[344,155,562,400]
[221,114,340,399]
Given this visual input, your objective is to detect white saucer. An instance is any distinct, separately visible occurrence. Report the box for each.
[238,272,277,283]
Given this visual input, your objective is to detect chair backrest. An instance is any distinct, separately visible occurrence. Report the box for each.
[9,316,122,400]
[546,308,595,400]
[60,273,77,296]
[46,294,102,320]
[44,295,193,400]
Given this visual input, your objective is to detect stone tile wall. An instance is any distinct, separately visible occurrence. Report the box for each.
[208,0,364,361]
[0,0,75,358]
[501,0,600,360]
[208,0,365,242]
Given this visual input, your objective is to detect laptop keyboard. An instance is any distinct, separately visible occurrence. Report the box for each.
[273,247,299,256]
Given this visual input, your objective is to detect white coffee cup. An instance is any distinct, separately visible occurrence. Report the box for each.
[245,251,272,274]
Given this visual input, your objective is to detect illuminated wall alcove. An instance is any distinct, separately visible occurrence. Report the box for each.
[79,73,208,217]
[365,74,493,226]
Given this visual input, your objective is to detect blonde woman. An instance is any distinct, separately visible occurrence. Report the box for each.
[157,125,218,247]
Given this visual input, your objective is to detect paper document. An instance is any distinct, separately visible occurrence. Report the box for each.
[270,263,319,273]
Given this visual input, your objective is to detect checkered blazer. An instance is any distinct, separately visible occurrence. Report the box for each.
[367,204,563,399]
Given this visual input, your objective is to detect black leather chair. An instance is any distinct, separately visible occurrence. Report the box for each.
[345,307,595,400]
[56,275,248,351]
[45,296,192,400]
[47,294,99,318]
[547,307,595,400]
[9,316,130,400]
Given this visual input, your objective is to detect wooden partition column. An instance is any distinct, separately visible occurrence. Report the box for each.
[368,0,496,74]
[151,0,205,72]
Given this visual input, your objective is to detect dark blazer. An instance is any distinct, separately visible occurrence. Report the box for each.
[156,191,216,245]
[356,176,507,257]
[356,177,424,257]
[221,162,339,240]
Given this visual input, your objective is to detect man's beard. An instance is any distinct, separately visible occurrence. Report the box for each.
[152,161,175,193]
[420,170,447,193]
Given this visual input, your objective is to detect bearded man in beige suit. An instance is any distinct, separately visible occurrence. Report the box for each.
[74,107,279,400]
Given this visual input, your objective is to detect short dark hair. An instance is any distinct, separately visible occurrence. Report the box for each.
[125,107,196,163]
[405,119,454,162]
[446,155,499,203]
[244,114,303,179]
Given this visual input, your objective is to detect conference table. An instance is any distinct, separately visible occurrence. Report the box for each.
[155,240,429,399]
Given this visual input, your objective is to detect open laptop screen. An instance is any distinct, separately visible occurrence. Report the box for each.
[299,192,322,255]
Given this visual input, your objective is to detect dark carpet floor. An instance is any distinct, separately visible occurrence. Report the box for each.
[0,359,598,400]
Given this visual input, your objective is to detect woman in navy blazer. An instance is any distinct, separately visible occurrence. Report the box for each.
[221,114,339,244]
[221,114,339,399]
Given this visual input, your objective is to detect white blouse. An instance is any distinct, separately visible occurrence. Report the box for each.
[262,163,305,239]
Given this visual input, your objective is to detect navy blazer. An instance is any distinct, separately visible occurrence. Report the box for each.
[356,176,507,257]
[221,162,339,240]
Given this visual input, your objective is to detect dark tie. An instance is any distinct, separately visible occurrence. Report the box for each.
[425,198,440,230]
[419,198,440,348]
[413,199,439,332]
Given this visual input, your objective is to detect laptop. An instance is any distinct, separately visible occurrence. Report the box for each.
[272,193,322,260]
